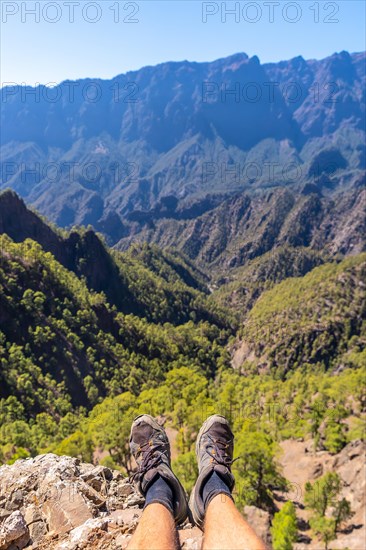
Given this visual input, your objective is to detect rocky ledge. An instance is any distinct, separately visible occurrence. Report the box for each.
[0,454,202,550]
[1,441,365,549]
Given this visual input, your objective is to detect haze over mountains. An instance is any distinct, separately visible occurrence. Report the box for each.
[1,50,365,267]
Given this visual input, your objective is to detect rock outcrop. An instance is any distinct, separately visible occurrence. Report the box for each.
[0,511,29,550]
[0,454,202,549]
[1,443,364,549]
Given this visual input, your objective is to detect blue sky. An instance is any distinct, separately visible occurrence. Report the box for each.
[1,1,365,85]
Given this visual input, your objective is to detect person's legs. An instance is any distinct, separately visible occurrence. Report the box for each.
[127,502,179,550]
[203,494,267,550]
[190,415,268,550]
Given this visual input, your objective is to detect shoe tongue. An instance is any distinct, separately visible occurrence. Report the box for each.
[209,422,234,457]
[132,422,154,445]
[215,463,230,477]
[211,422,232,441]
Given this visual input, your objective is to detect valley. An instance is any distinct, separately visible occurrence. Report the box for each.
[0,48,365,550]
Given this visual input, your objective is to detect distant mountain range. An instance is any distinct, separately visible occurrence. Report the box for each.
[116,181,366,272]
[1,50,365,265]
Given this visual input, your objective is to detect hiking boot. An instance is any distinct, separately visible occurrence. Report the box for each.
[129,414,188,524]
[189,414,235,528]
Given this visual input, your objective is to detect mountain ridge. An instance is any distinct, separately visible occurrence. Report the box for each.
[0,191,364,550]
[1,50,365,246]
[0,48,365,550]
[0,189,230,327]
[116,180,366,271]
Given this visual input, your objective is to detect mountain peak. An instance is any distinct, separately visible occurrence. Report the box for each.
[0,188,25,207]
[0,189,58,245]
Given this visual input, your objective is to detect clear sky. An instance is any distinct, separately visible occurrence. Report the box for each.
[1,0,365,85]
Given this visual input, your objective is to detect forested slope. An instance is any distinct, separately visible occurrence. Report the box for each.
[0,189,230,327]
[232,254,366,376]
[0,235,231,418]
[0,197,365,550]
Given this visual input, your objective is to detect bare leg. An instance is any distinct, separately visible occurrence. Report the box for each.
[203,494,267,550]
[127,503,179,550]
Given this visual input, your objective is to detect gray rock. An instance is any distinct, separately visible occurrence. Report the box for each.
[42,481,93,535]
[117,481,134,497]
[178,527,203,549]
[24,505,47,544]
[0,510,10,521]
[5,489,24,511]
[0,510,30,550]
[28,519,48,545]
[24,505,44,525]
[56,517,109,549]
[124,492,145,508]
[77,480,106,507]
[114,533,132,549]
[109,508,142,527]
[0,454,143,549]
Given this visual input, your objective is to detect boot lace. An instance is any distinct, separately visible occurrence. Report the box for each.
[206,434,238,468]
[130,439,169,483]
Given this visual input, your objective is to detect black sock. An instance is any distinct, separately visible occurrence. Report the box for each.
[144,475,174,515]
[202,471,233,510]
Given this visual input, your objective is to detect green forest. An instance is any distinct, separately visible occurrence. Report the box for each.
[0,191,365,549]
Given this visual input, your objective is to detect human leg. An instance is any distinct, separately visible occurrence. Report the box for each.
[127,414,188,549]
[127,502,179,550]
[190,415,267,550]
[203,493,266,550]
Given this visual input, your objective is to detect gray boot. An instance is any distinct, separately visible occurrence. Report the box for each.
[189,415,235,528]
[129,414,188,524]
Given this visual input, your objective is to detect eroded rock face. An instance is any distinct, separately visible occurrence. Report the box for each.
[279,439,366,550]
[0,454,202,549]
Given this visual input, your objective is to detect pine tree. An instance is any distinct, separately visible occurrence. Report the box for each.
[271,501,297,550]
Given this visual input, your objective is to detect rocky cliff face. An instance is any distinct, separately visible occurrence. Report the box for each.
[278,439,366,550]
[116,182,366,271]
